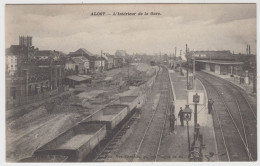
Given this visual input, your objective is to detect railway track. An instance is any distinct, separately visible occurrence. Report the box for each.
[132,66,171,162]
[93,66,172,162]
[197,72,257,161]
[92,67,163,162]
[93,116,139,162]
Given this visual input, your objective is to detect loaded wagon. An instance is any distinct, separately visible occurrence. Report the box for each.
[118,96,140,113]
[85,104,129,134]
[34,123,106,162]
[19,155,68,162]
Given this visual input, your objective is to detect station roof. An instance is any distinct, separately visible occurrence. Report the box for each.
[195,60,243,65]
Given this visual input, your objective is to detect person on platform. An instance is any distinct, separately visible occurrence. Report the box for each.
[208,98,214,114]
[178,107,184,126]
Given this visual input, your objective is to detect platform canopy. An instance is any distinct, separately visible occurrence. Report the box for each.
[195,60,243,65]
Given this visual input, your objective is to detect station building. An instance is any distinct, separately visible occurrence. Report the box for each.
[186,51,244,76]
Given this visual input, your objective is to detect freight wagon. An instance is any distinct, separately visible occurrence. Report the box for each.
[118,96,140,113]
[20,155,68,162]
[34,123,106,162]
[22,95,142,162]
[84,104,129,133]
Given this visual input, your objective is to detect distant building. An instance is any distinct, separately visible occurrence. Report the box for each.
[19,36,32,47]
[33,50,61,60]
[68,48,96,73]
[6,36,68,108]
[114,55,124,68]
[106,54,115,69]
[163,54,169,63]
[71,56,90,74]
[65,58,76,71]
[5,36,38,76]
[115,50,126,57]
[186,50,234,61]
[6,55,17,76]
[6,59,66,108]
[94,56,107,71]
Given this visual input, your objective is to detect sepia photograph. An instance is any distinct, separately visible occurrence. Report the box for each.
[2,1,258,164]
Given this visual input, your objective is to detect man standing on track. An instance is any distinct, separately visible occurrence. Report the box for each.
[178,107,184,126]
[208,98,214,114]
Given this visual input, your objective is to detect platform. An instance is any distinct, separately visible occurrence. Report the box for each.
[201,69,255,97]
[166,69,219,161]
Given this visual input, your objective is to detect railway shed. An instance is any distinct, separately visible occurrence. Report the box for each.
[195,60,243,75]
[65,75,92,88]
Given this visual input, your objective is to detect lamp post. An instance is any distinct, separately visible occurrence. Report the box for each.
[193,93,200,131]
[183,105,192,153]
[187,60,189,90]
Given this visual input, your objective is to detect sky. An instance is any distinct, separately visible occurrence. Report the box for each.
[5,4,257,55]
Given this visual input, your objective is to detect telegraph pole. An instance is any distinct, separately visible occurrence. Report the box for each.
[186,44,189,90]
[193,57,196,90]
[174,47,177,69]
[253,40,256,93]
[101,50,103,72]
[180,49,182,73]
[160,51,161,63]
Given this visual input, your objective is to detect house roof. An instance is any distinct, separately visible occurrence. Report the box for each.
[34,50,52,56]
[77,75,92,79]
[66,59,75,64]
[115,54,125,58]
[34,50,61,58]
[187,50,234,60]
[95,56,107,61]
[74,48,94,56]
[66,75,91,82]
[71,56,89,63]
[106,54,115,59]
[196,60,243,65]
[6,45,28,55]
[6,45,38,57]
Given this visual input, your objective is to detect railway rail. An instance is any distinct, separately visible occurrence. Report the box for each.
[132,66,171,162]
[93,67,170,162]
[92,66,172,162]
[93,115,139,162]
[197,72,257,161]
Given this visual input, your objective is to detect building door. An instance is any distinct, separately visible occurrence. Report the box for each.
[10,87,16,99]
[35,85,38,95]
[75,65,79,74]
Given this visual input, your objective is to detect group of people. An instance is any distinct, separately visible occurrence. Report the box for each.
[169,99,214,134]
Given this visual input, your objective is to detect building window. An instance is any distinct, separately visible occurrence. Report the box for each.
[28,85,32,95]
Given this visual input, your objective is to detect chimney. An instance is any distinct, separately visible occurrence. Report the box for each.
[249,45,251,55]
[246,45,248,55]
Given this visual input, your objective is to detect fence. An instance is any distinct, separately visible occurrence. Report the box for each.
[7,86,69,109]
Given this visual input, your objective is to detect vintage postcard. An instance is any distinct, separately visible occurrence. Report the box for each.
[2,2,258,164]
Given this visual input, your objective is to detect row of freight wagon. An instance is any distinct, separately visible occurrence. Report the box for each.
[20,95,142,162]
